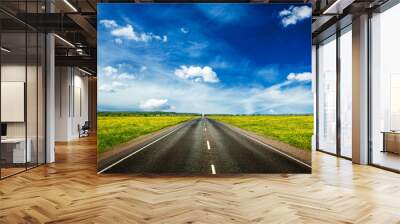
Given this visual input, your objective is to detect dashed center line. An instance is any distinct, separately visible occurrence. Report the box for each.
[211,164,216,175]
[205,120,215,175]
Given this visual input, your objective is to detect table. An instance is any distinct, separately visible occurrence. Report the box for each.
[1,138,31,163]
[382,131,400,154]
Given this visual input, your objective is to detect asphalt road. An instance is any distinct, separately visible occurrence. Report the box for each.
[103,117,311,174]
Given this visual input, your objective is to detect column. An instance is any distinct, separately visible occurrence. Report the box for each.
[352,14,369,164]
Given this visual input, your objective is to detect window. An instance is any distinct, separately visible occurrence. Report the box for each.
[370,3,400,171]
[339,27,352,158]
[317,35,337,154]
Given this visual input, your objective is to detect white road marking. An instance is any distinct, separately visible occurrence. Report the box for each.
[207,140,211,150]
[204,127,207,132]
[206,118,311,169]
[211,164,216,175]
[97,122,191,174]
[243,133,311,169]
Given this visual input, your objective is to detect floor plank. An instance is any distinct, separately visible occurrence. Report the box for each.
[1,135,400,223]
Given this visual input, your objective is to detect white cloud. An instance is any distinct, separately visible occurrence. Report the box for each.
[140,66,147,72]
[198,5,246,24]
[98,75,312,114]
[184,41,208,58]
[101,66,135,81]
[99,81,129,93]
[111,24,149,42]
[114,38,123,44]
[103,66,118,77]
[139,98,172,111]
[98,55,312,114]
[152,34,168,42]
[252,84,312,114]
[100,19,118,28]
[287,72,312,81]
[101,21,167,43]
[279,6,312,27]
[118,73,136,80]
[175,65,219,83]
[180,27,189,34]
[278,9,292,17]
[210,55,231,69]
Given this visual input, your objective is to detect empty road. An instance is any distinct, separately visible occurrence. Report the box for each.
[102,118,311,174]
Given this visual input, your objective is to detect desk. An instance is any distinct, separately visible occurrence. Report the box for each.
[382,131,400,154]
[1,138,31,163]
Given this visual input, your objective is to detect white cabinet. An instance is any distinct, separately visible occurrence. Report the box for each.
[1,138,31,163]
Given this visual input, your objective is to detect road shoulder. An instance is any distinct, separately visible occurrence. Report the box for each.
[211,119,312,166]
[97,120,193,171]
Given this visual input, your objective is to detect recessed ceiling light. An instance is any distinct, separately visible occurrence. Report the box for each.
[63,0,78,12]
[322,0,354,15]
[54,34,75,48]
[78,67,93,76]
[1,47,11,53]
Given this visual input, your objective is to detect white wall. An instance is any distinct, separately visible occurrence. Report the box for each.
[55,67,69,141]
[55,67,89,141]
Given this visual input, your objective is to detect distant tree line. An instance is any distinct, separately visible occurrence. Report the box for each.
[98,111,201,117]
[205,113,313,116]
[98,111,313,117]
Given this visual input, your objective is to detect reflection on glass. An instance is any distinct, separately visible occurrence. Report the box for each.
[27,32,38,169]
[340,29,352,158]
[318,36,337,154]
[371,3,400,171]
[1,32,27,177]
[38,33,46,165]
[390,75,400,130]
[0,1,47,179]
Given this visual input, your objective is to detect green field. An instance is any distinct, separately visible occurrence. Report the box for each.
[208,115,313,150]
[97,112,196,153]
[98,112,313,153]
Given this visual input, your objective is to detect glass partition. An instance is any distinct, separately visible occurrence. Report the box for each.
[38,32,46,165]
[317,35,337,154]
[1,30,28,177]
[0,1,46,179]
[339,27,352,158]
[27,31,38,169]
[371,3,400,171]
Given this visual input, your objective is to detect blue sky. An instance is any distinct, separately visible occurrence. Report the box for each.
[98,3,312,114]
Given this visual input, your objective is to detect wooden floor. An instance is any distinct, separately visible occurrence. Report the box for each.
[1,136,400,223]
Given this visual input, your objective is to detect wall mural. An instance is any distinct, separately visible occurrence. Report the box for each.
[97,3,313,174]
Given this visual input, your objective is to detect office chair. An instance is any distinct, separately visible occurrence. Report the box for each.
[79,121,90,138]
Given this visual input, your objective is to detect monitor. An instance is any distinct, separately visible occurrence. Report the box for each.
[1,123,7,137]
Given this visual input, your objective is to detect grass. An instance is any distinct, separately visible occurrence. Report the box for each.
[97,114,196,153]
[208,115,313,150]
